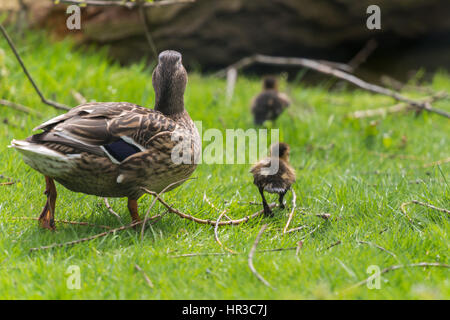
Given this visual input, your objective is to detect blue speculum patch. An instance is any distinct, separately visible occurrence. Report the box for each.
[104,138,141,162]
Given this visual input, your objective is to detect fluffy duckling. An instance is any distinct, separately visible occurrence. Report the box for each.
[250,142,296,216]
[11,50,200,230]
[251,76,291,125]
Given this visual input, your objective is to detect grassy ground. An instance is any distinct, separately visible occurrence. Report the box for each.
[0,30,449,299]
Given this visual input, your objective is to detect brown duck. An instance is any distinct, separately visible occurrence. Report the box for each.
[251,76,291,125]
[10,50,200,230]
[250,142,296,216]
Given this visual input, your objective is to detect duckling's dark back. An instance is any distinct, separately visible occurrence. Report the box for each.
[251,90,281,125]
[251,158,296,194]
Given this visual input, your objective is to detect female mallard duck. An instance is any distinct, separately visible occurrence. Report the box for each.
[251,76,291,125]
[250,142,296,217]
[11,50,200,230]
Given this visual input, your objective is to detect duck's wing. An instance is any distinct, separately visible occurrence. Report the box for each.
[30,102,177,163]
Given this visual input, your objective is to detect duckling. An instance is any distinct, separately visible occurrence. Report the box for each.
[11,50,200,230]
[251,76,291,125]
[250,142,296,216]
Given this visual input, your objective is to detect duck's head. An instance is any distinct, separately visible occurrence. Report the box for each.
[152,50,188,115]
[270,142,290,161]
[263,76,278,90]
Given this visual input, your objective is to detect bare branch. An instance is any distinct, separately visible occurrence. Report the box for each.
[134,264,154,288]
[347,92,447,119]
[283,189,297,234]
[0,24,71,111]
[214,210,236,254]
[140,177,195,240]
[248,224,272,288]
[29,215,163,252]
[142,187,278,226]
[57,0,195,8]
[357,240,397,258]
[401,200,450,222]
[347,39,378,71]
[214,54,450,118]
[103,198,122,222]
[12,216,111,229]
[138,2,158,61]
[347,262,449,290]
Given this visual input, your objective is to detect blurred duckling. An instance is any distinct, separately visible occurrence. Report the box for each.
[250,142,296,216]
[251,76,291,125]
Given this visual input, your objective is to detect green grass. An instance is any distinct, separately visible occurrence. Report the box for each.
[0,30,449,300]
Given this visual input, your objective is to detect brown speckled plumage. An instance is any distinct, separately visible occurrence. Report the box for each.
[251,76,291,125]
[250,142,296,216]
[11,50,200,229]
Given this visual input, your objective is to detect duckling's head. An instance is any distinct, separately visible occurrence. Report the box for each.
[152,50,188,115]
[270,142,290,161]
[263,76,278,90]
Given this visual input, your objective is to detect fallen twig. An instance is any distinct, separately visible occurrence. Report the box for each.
[400,200,450,222]
[138,2,158,61]
[29,216,162,252]
[204,194,232,220]
[214,210,235,254]
[214,54,450,118]
[71,90,87,105]
[357,240,397,258]
[103,198,122,222]
[58,0,195,8]
[422,157,450,168]
[0,24,70,111]
[347,262,450,290]
[348,39,378,71]
[134,264,154,288]
[142,187,278,226]
[248,224,272,288]
[283,190,297,234]
[347,92,447,119]
[170,246,298,258]
[0,181,15,186]
[12,216,111,229]
[0,99,42,116]
[140,177,195,240]
[380,75,443,96]
[326,240,341,250]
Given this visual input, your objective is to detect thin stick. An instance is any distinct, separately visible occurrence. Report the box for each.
[103,198,122,222]
[214,210,235,254]
[423,157,450,168]
[142,188,277,226]
[0,99,42,116]
[401,200,450,219]
[357,240,397,258]
[326,240,341,250]
[140,177,195,240]
[0,24,70,111]
[12,216,111,229]
[138,2,158,61]
[214,54,450,118]
[29,216,162,252]
[134,264,154,288]
[248,224,272,288]
[348,263,450,290]
[170,246,297,258]
[347,39,378,71]
[348,92,447,119]
[71,90,87,104]
[204,194,232,220]
[58,0,195,8]
[0,181,15,186]
[283,189,297,234]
